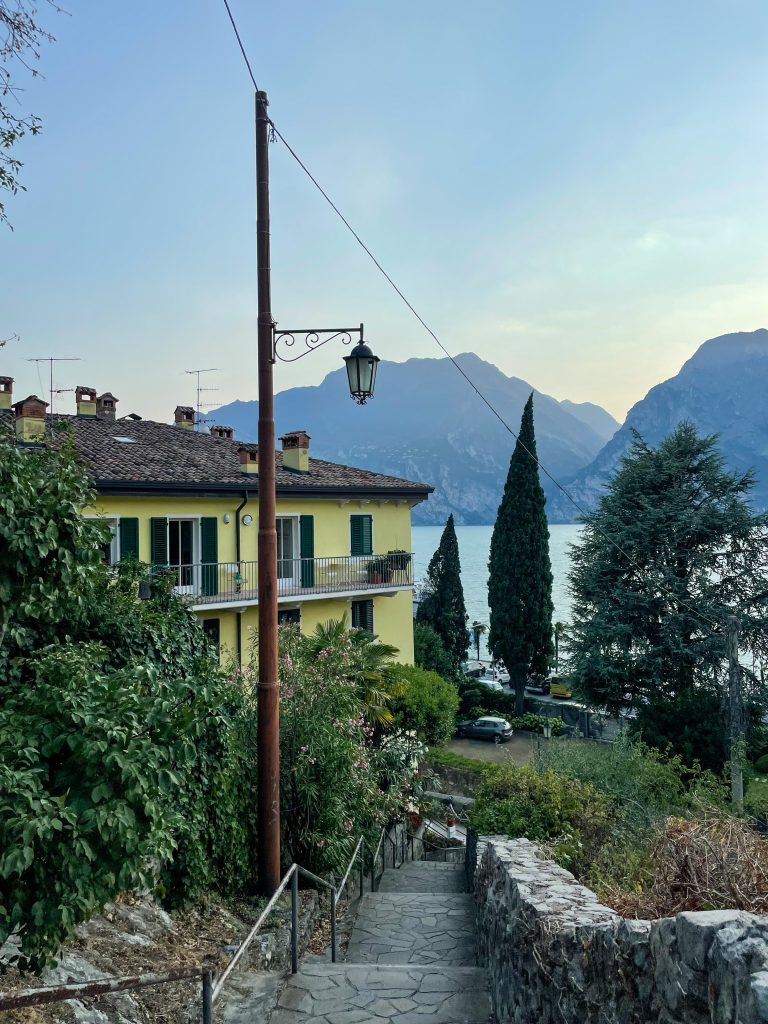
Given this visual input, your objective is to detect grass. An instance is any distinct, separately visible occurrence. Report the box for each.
[746,773,768,818]
[426,747,490,774]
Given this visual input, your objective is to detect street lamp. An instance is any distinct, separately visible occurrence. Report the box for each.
[255,91,379,895]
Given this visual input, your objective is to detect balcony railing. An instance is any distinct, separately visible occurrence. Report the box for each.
[154,553,413,606]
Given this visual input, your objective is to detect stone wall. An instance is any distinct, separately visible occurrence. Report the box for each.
[425,761,484,798]
[471,836,768,1024]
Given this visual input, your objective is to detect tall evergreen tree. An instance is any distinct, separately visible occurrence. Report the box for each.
[416,514,469,670]
[488,394,554,714]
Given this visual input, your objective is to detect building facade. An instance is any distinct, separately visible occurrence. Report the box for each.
[3,382,432,666]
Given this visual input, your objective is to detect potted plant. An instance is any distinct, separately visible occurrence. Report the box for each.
[366,557,391,583]
[386,549,411,572]
[445,813,457,840]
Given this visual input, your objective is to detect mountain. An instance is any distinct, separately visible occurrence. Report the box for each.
[546,329,768,523]
[209,352,619,525]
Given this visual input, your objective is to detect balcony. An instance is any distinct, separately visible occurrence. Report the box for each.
[160,552,414,610]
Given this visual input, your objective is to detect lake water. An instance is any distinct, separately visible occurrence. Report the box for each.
[412,524,582,659]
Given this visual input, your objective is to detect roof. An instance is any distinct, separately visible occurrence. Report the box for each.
[0,412,433,499]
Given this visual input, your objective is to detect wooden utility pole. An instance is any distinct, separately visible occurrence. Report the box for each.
[255,89,281,895]
[727,614,744,808]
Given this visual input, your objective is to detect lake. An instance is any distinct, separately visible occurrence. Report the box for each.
[412,523,582,659]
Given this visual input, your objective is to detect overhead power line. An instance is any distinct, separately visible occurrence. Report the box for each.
[218,1,722,633]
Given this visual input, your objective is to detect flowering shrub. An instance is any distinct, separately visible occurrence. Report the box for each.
[271,624,422,876]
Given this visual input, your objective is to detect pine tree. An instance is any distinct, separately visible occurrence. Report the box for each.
[488,394,554,714]
[416,514,469,670]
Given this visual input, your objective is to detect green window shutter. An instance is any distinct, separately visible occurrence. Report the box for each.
[300,515,315,588]
[150,518,168,568]
[200,517,219,597]
[350,515,373,557]
[119,517,139,559]
[352,599,374,634]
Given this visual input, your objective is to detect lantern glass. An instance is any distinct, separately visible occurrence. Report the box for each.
[344,341,380,404]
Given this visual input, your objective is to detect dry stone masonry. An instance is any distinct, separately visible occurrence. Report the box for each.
[471,836,768,1024]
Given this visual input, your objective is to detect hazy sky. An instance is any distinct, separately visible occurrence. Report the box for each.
[2,0,768,423]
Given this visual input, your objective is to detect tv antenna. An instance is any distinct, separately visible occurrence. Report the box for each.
[185,367,220,430]
[1,332,20,349]
[26,357,81,414]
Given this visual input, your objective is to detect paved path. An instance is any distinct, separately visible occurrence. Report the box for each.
[268,860,490,1023]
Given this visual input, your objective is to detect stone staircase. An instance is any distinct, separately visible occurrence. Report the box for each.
[268,860,491,1023]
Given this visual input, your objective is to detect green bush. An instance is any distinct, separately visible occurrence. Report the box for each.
[414,622,458,679]
[631,690,728,772]
[426,748,489,774]
[469,764,612,872]
[755,753,768,775]
[390,664,460,745]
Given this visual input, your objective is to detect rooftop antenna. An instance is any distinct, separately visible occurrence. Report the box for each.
[1,332,20,349]
[185,367,220,431]
[26,357,81,415]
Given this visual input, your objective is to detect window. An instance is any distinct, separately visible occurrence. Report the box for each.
[202,618,220,652]
[98,518,119,565]
[277,517,298,583]
[169,519,195,587]
[350,514,373,557]
[351,599,374,634]
[278,608,301,626]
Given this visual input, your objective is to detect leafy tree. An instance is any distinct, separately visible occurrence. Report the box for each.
[389,664,460,745]
[470,620,486,662]
[416,514,468,669]
[414,621,457,679]
[568,423,768,714]
[1,1,58,225]
[488,394,554,714]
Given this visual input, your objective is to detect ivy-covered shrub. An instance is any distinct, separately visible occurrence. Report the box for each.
[469,764,612,873]
[390,664,460,745]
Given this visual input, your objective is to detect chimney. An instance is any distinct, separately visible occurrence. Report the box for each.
[75,386,97,417]
[0,376,13,411]
[13,394,48,443]
[279,430,311,473]
[211,424,234,440]
[239,446,259,475]
[97,392,118,420]
[174,405,195,430]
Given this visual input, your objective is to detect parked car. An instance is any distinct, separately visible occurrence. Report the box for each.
[548,675,573,700]
[477,675,503,692]
[525,676,551,696]
[456,716,513,743]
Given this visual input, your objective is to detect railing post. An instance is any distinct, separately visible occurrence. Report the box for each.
[359,838,365,899]
[331,891,338,963]
[290,870,299,974]
[202,969,213,1024]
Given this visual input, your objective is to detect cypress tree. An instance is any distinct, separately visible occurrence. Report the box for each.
[416,514,469,670]
[488,394,554,714]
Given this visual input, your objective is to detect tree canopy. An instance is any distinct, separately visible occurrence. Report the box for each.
[416,513,468,668]
[568,423,768,713]
[488,394,553,713]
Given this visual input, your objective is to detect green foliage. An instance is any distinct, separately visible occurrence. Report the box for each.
[416,514,469,667]
[632,690,727,772]
[414,621,458,680]
[488,395,554,714]
[469,764,611,872]
[0,439,256,969]
[755,754,768,774]
[746,775,768,819]
[390,664,460,745]
[569,423,768,713]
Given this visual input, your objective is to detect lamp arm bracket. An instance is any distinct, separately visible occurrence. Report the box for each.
[272,324,364,364]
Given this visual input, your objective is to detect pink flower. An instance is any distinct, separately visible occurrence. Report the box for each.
[343,819,353,832]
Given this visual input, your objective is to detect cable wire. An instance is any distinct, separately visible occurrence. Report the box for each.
[220,1,722,633]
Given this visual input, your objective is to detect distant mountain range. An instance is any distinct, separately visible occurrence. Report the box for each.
[209,353,619,525]
[545,328,768,522]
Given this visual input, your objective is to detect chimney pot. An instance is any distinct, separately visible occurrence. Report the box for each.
[0,375,13,412]
[239,445,259,475]
[211,424,234,440]
[97,392,118,420]
[75,386,97,417]
[13,394,48,443]
[174,405,195,430]
[279,430,311,473]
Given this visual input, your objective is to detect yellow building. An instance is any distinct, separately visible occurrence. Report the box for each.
[6,384,432,665]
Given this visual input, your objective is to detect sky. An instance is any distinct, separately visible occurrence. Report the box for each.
[2,0,768,423]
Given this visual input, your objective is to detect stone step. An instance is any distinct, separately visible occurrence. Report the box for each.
[348,892,476,966]
[270,962,491,1024]
[376,863,466,894]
